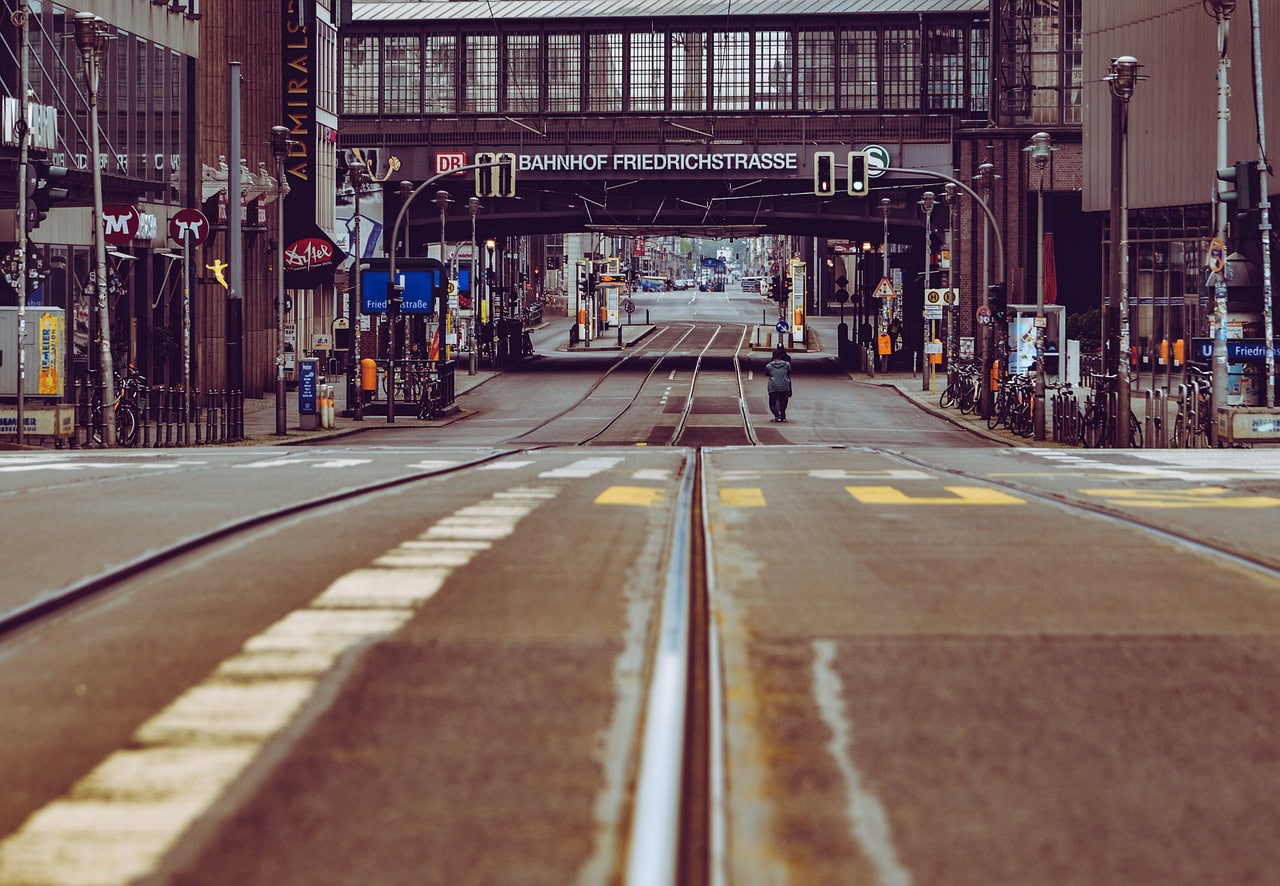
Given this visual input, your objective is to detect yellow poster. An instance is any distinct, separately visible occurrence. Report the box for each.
[38,312,62,396]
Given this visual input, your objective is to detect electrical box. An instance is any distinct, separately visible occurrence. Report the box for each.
[0,306,66,399]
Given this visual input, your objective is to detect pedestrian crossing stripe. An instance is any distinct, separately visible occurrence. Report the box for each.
[1080,487,1280,508]
[846,486,1026,505]
[595,486,666,507]
[720,488,766,508]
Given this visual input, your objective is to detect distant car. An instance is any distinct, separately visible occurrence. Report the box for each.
[741,276,763,292]
[639,278,665,292]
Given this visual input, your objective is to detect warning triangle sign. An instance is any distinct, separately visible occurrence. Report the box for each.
[873,276,897,299]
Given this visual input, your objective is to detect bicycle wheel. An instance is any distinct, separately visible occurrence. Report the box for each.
[939,384,957,409]
[1171,412,1185,449]
[1128,411,1143,448]
[1081,403,1100,448]
[116,405,139,447]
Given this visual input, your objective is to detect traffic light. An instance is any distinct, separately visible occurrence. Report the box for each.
[847,151,869,196]
[1216,159,1262,248]
[387,277,404,314]
[988,282,1007,323]
[475,151,495,197]
[813,151,836,197]
[495,152,517,198]
[929,229,944,267]
[28,159,69,233]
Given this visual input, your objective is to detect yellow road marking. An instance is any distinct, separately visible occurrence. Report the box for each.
[846,485,1026,505]
[1081,487,1280,508]
[720,488,766,508]
[595,486,666,507]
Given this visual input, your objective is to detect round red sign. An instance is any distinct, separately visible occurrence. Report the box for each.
[102,204,140,246]
[169,208,211,245]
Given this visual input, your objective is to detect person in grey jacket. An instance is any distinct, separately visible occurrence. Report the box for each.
[764,346,793,421]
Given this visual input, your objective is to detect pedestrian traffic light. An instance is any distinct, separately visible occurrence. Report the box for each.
[387,278,404,313]
[28,159,69,233]
[813,151,836,197]
[475,151,495,197]
[988,282,1007,323]
[847,151,869,196]
[496,152,517,197]
[1216,159,1262,248]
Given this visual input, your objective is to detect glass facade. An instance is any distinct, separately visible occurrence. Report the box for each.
[342,18,989,117]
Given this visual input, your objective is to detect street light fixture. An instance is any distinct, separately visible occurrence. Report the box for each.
[1105,55,1144,447]
[1025,131,1055,440]
[919,191,936,392]
[270,124,292,436]
[74,12,115,447]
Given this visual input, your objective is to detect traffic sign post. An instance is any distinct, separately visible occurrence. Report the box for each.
[168,208,209,446]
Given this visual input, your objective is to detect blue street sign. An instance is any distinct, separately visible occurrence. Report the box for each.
[775,320,790,334]
[1191,338,1274,362]
[361,269,441,314]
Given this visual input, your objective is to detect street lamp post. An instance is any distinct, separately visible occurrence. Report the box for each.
[74,12,115,447]
[1107,56,1143,448]
[468,197,481,376]
[270,125,291,436]
[973,161,998,418]
[1208,1,1235,441]
[920,191,935,391]
[348,164,365,421]
[1027,131,1055,441]
[878,196,891,376]
[943,183,959,369]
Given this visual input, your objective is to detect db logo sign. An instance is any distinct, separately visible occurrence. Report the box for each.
[436,152,467,176]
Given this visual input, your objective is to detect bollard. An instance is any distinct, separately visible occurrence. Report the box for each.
[1142,389,1153,449]
[194,389,204,445]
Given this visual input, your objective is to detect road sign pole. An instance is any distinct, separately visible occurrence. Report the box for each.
[183,231,192,445]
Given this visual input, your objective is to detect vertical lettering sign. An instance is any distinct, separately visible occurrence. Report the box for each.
[282,0,316,250]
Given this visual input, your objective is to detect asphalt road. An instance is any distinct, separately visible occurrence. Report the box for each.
[1,285,1279,884]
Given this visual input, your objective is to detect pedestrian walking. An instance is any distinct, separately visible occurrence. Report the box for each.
[764,346,793,422]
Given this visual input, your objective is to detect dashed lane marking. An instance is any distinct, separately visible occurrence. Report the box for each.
[719,488,766,508]
[1080,487,1280,508]
[540,457,624,479]
[846,485,1027,506]
[595,486,666,507]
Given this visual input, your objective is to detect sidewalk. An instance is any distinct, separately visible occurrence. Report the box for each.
[240,366,501,446]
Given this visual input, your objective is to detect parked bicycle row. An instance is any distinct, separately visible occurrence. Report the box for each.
[939,361,1215,448]
[72,367,245,449]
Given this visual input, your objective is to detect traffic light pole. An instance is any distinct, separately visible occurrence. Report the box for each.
[14,9,30,446]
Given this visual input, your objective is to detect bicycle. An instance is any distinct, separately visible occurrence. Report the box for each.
[90,364,146,447]
[415,365,444,420]
[1080,372,1142,448]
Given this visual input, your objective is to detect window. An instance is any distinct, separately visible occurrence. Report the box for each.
[671,31,706,112]
[587,32,623,112]
[629,32,666,111]
[344,36,380,114]
[504,33,540,113]
[548,34,581,113]
[423,35,456,114]
[926,26,964,110]
[384,34,420,114]
[752,31,790,111]
[882,28,920,110]
[969,23,990,113]
[465,34,497,113]
[713,31,750,111]
[1024,0,1082,124]
[840,29,878,110]
[798,30,834,111]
